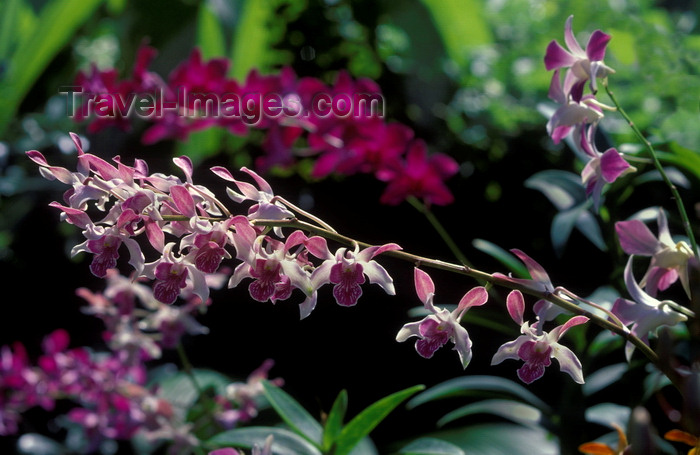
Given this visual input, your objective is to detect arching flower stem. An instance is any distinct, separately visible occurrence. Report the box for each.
[603,80,698,257]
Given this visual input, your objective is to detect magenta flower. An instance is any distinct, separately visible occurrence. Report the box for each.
[546,68,604,144]
[544,15,614,94]
[491,290,588,384]
[493,249,566,322]
[579,125,635,210]
[615,209,694,297]
[397,268,488,368]
[611,256,688,360]
[378,139,459,206]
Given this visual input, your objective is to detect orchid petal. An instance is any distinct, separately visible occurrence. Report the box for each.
[615,220,660,256]
[552,344,585,384]
[414,268,435,305]
[506,290,525,325]
[586,30,612,61]
[451,323,473,369]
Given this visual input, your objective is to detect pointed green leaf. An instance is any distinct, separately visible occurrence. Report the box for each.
[582,363,628,397]
[261,379,323,446]
[334,384,425,455]
[585,403,631,429]
[419,0,492,71]
[423,423,558,454]
[472,239,529,278]
[197,2,227,59]
[399,437,465,455]
[230,0,273,80]
[436,399,542,428]
[322,389,348,451]
[525,170,586,211]
[0,0,105,136]
[406,376,551,413]
[207,427,322,455]
[574,206,607,251]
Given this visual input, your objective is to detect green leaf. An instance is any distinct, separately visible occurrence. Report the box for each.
[322,389,348,451]
[407,376,551,414]
[230,0,274,79]
[175,127,226,167]
[0,0,22,60]
[207,427,322,455]
[154,368,232,419]
[197,1,227,59]
[261,379,323,446]
[419,0,492,71]
[399,437,465,455]
[0,0,105,136]
[334,384,425,455]
[436,399,542,429]
[585,403,631,429]
[471,239,529,278]
[424,423,558,455]
[525,170,585,211]
[17,434,67,455]
[582,363,628,397]
[656,141,700,182]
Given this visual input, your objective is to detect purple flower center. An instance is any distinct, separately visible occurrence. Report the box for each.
[329,262,365,306]
[415,318,450,358]
[516,340,552,384]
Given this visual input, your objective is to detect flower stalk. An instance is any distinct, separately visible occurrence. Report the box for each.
[603,81,699,258]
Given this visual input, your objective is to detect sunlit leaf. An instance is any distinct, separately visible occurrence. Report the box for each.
[399,437,466,455]
[407,376,551,413]
[322,389,348,451]
[436,399,542,428]
[0,0,105,136]
[423,423,558,455]
[334,384,425,455]
[207,427,322,455]
[261,379,323,446]
[585,403,631,429]
[472,238,529,278]
[582,363,628,396]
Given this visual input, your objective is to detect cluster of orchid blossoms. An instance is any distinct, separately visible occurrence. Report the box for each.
[544,15,635,210]
[73,45,459,206]
[543,15,694,355]
[0,322,281,453]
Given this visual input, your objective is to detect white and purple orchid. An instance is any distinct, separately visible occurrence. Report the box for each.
[491,290,588,384]
[544,15,614,95]
[615,209,694,298]
[611,256,688,361]
[397,268,488,369]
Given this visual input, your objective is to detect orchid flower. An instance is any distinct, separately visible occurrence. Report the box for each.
[611,256,688,361]
[615,209,694,297]
[579,125,636,210]
[491,290,588,384]
[544,15,614,94]
[397,268,488,368]
[493,249,565,322]
[546,68,605,144]
[311,242,401,307]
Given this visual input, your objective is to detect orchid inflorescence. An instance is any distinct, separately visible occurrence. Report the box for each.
[3,13,698,455]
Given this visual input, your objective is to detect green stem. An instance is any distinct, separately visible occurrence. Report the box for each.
[604,81,699,257]
[407,196,472,267]
[177,342,203,395]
